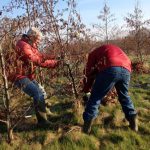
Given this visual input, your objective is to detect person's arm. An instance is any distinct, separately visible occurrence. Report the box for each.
[17,41,59,68]
[40,59,59,68]
[82,51,97,93]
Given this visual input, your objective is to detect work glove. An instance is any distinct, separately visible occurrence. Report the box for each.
[82,92,91,106]
[56,55,69,66]
[38,83,47,99]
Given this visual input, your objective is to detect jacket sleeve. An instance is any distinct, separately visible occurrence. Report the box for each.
[40,59,58,68]
[17,41,58,68]
[82,51,97,93]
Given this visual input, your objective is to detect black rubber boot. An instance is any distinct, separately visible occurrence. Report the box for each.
[128,115,138,132]
[34,101,51,127]
[36,111,48,123]
[83,119,93,134]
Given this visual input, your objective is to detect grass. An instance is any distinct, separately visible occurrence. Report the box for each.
[0,73,150,150]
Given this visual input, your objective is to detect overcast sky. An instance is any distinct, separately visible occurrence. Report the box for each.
[1,0,150,27]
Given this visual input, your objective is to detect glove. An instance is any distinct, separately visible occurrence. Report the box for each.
[82,92,91,106]
[38,83,47,99]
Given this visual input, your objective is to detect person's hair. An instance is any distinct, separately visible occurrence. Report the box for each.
[27,27,43,38]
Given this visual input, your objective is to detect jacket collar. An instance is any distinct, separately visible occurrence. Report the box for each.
[21,34,30,43]
[21,34,37,48]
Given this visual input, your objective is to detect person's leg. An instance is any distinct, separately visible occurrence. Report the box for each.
[15,78,49,125]
[115,68,138,131]
[15,78,45,108]
[32,80,52,116]
[83,68,117,133]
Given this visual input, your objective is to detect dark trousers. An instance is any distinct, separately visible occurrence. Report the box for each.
[83,67,137,121]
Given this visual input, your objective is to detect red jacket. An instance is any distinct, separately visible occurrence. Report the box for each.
[7,35,58,81]
[83,44,132,93]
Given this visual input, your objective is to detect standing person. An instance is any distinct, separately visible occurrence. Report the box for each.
[7,27,59,126]
[82,44,138,134]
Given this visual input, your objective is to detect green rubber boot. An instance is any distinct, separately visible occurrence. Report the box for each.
[82,119,94,134]
[128,115,138,132]
[34,101,51,127]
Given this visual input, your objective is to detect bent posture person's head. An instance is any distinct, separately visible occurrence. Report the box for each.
[27,27,43,45]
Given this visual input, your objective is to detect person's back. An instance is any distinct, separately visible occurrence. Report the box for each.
[89,44,131,73]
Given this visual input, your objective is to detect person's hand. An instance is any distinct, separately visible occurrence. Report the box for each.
[55,56,66,66]
[56,56,63,61]
[82,92,91,106]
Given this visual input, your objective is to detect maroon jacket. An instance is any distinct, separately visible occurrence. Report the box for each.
[7,35,58,81]
[83,44,132,93]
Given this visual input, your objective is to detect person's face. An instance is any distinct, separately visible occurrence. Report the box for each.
[34,35,41,45]
[30,35,41,45]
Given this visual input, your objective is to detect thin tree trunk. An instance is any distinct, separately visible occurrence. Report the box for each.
[42,0,79,98]
[0,45,13,143]
[25,0,31,27]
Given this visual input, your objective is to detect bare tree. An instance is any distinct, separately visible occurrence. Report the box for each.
[0,17,33,143]
[0,44,13,143]
[93,0,116,43]
[38,0,87,98]
[124,0,150,62]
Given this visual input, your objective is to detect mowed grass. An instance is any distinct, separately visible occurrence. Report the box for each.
[0,73,150,150]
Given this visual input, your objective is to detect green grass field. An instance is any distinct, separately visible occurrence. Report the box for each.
[0,73,150,150]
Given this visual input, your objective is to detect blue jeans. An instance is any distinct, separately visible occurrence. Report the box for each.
[14,78,46,112]
[83,67,137,121]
